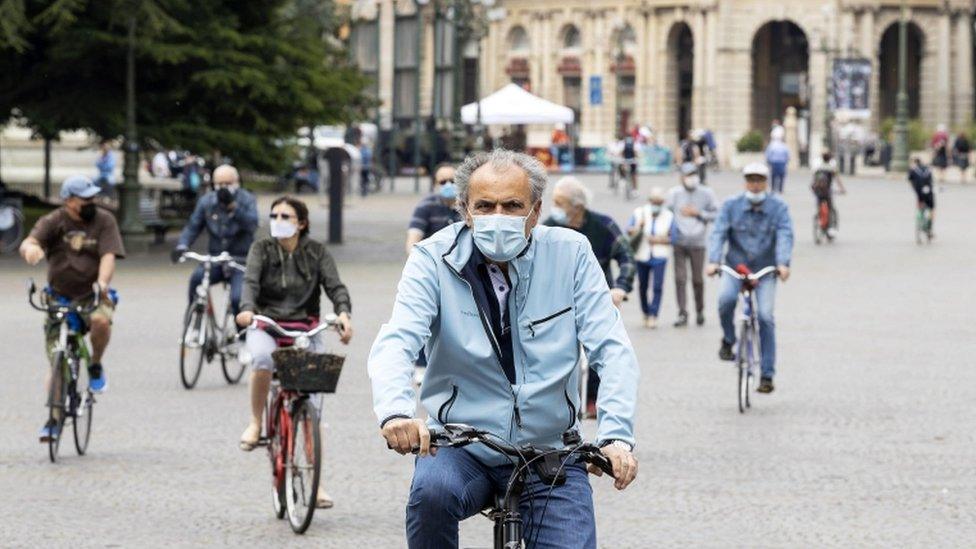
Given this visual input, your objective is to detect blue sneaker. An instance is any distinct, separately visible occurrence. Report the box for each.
[39,419,60,442]
[88,363,108,393]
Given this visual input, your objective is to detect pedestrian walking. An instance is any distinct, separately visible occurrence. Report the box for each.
[94,141,116,198]
[359,137,373,196]
[931,125,949,183]
[667,162,718,327]
[627,187,675,329]
[952,132,970,183]
[765,137,790,193]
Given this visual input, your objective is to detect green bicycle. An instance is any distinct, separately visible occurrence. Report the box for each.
[28,280,100,463]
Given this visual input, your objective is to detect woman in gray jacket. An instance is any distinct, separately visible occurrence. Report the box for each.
[235,196,353,507]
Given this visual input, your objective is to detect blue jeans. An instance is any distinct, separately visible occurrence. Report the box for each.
[717,273,777,378]
[769,161,787,193]
[636,258,667,317]
[188,264,243,315]
[406,446,597,548]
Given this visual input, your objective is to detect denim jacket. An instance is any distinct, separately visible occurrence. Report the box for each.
[368,223,639,466]
[708,194,793,270]
[177,189,258,259]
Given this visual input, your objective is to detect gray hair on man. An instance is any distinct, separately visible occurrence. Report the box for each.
[553,176,591,208]
[454,149,548,213]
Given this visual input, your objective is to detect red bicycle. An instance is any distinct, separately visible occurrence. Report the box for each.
[251,314,344,534]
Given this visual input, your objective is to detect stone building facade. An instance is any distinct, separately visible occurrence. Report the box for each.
[351,0,975,164]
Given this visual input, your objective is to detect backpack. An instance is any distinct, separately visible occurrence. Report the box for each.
[811,169,833,197]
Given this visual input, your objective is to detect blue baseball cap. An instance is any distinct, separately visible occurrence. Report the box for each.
[60,175,100,199]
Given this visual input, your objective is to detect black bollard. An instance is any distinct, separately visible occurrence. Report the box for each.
[324,147,351,245]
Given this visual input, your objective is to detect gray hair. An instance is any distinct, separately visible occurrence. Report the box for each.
[553,176,590,207]
[454,149,548,212]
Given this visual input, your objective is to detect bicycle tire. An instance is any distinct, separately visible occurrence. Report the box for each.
[813,214,823,245]
[219,310,246,384]
[285,399,321,534]
[179,305,206,389]
[736,322,750,414]
[73,360,94,455]
[48,352,67,462]
[268,390,287,520]
[0,206,24,254]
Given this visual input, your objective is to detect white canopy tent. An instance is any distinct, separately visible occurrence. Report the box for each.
[460,84,575,125]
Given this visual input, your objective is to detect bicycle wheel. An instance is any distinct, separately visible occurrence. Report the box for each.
[0,205,24,254]
[285,399,321,534]
[48,352,67,462]
[179,305,207,389]
[219,308,246,384]
[268,390,287,520]
[736,323,750,414]
[73,361,94,455]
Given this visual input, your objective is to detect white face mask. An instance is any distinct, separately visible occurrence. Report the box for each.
[270,219,298,239]
[683,176,700,189]
[549,206,569,225]
[472,214,530,262]
[744,190,767,204]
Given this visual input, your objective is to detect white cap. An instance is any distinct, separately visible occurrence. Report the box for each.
[742,162,769,179]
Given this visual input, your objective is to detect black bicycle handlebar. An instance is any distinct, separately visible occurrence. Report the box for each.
[422,424,616,479]
[26,279,101,315]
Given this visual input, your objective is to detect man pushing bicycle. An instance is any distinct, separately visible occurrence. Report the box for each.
[707,163,794,394]
[368,150,639,548]
[19,176,125,441]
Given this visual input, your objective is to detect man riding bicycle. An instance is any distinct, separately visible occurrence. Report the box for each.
[707,163,794,394]
[19,175,125,441]
[369,150,639,548]
[811,151,847,237]
[172,164,258,316]
[235,196,353,509]
[909,157,936,235]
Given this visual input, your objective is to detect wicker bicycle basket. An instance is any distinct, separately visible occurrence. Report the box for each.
[272,348,345,393]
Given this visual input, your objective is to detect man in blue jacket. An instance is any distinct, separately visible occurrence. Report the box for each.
[368,150,639,548]
[707,163,794,393]
[172,164,258,315]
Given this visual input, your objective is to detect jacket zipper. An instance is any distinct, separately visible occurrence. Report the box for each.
[444,261,523,430]
[437,384,459,424]
[527,306,572,337]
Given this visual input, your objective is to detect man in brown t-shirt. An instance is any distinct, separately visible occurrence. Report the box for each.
[20,176,125,409]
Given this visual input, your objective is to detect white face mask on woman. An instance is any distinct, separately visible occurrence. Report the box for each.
[270,219,298,239]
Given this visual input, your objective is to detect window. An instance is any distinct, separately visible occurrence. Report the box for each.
[434,17,456,118]
[350,20,379,113]
[394,16,420,119]
[562,25,581,49]
[507,26,530,54]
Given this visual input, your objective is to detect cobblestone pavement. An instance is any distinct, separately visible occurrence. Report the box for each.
[1,169,974,548]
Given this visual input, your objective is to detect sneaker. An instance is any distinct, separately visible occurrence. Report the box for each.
[696,312,705,326]
[88,363,107,393]
[757,377,775,393]
[673,312,688,327]
[643,316,657,329]
[718,339,735,361]
[39,418,60,442]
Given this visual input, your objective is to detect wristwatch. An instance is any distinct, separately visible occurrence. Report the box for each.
[600,439,634,452]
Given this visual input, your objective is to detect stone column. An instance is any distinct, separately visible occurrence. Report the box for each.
[808,46,828,163]
[420,9,434,117]
[953,10,973,126]
[378,0,395,129]
[691,7,706,130]
[579,10,598,147]
[644,9,659,133]
[704,6,718,134]
[936,8,952,126]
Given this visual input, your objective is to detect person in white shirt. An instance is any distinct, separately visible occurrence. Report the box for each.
[151,150,171,178]
[627,187,675,328]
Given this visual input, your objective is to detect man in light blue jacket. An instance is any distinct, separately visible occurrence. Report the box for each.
[368,150,639,548]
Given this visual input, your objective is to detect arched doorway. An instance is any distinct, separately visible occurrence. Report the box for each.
[666,23,694,141]
[751,21,809,135]
[611,24,637,138]
[878,22,923,120]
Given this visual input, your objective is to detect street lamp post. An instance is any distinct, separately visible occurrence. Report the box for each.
[891,0,910,171]
[413,0,429,193]
[119,13,144,236]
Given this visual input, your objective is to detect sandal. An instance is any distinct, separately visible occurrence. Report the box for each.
[316,491,334,509]
[239,423,261,451]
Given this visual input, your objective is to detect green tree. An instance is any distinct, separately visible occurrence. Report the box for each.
[0,0,370,173]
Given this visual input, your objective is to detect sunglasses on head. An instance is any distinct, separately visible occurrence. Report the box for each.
[269,213,294,220]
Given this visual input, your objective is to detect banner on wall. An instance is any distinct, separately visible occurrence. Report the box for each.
[829,58,872,119]
[589,76,603,106]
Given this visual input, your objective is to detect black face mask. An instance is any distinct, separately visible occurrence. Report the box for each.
[217,187,234,205]
[79,203,97,222]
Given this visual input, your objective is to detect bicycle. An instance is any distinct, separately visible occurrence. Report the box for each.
[813,198,838,245]
[0,185,25,254]
[915,205,933,244]
[720,264,777,414]
[177,251,247,389]
[27,280,101,463]
[251,314,344,534]
[420,423,615,549]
